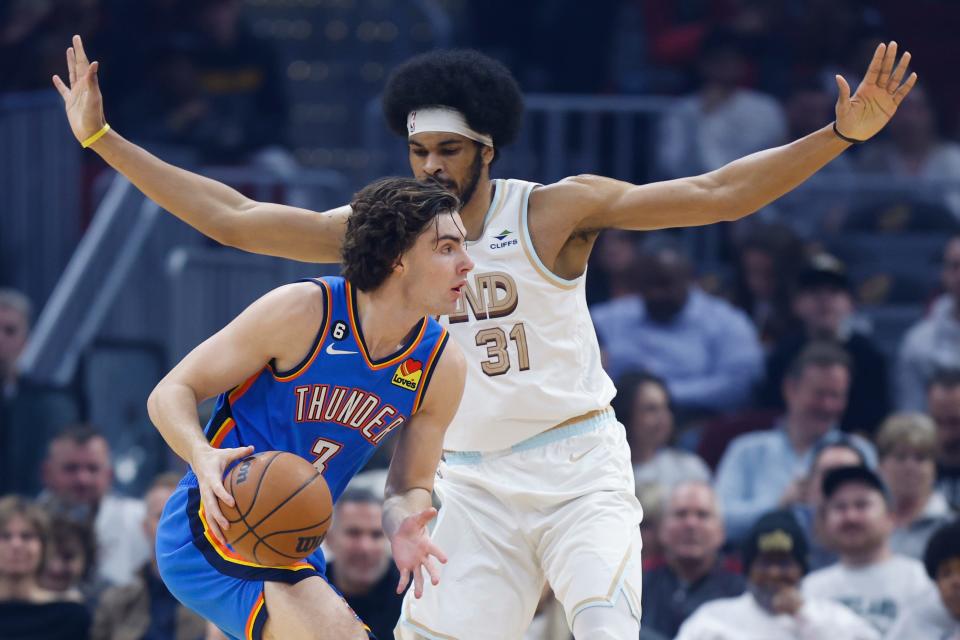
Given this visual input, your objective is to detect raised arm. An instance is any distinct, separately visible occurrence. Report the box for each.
[53,35,347,263]
[551,41,916,233]
[382,341,466,599]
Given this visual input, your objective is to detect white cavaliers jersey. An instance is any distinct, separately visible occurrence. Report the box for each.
[440,178,616,451]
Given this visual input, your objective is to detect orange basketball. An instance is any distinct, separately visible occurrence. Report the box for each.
[218,451,333,566]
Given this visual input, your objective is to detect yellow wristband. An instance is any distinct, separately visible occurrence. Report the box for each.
[81,123,111,148]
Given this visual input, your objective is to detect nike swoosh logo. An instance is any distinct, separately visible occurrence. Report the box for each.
[325,343,358,356]
[569,444,600,463]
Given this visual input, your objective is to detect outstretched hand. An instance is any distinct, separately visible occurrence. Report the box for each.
[391,507,448,599]
[51,34,107,145]
[834,41,917,142]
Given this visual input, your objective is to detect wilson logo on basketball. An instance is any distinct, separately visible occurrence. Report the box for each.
[391,358,423,391]
[295,534,325,554]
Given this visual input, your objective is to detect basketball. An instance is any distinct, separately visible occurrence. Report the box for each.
[217,451,333,566]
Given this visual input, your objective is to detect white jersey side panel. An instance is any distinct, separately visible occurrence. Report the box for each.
[441,179,616,451]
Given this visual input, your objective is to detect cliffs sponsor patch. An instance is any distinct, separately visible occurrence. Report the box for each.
[392,358,423,391]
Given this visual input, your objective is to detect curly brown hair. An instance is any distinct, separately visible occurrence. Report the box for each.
[342,178,460,291]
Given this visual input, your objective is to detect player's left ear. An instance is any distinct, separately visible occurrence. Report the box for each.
[480,144,494,166]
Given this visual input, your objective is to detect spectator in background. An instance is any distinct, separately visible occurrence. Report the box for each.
[325,489,402,640]
[641,482,745,639]
[0,495,91,639]
[791,437,872,571]
[858,85,960,218]
[39,515,104,609]
[183,0,289,165]
[38,425,150,587]
[715,342,876,541]
[591,244,763,415]
[585,230,640,306]
[92,472,206,640]
[676,509,879,640]
[727,223,805,350]
[897,235,960,412]
[636,482,665,567]
[761,83,857,237]
[613,372,710,493]
[887,519,960,638]
[802,466,936,635]
[876,413,954,560]
[758,254,890,436]
[928,370,960,509]
[656,28,786,179]
[0,288,80,496]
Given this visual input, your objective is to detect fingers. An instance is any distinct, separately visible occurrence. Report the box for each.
[227,445,255,463]
[397,568,410,595]
[67,47,76,86]
[427,541,448,564]
[887,51,912,91]
[865,42,886,86]
[415,507,438,527]
[423,557,441,586]
[894,72,919,104]
[835,75,851,106]
[878,41,897,86]
[52,75,70,100]
[212,479,236,509]
[201,488,230,546]
[73,34,89,65]
[413,564,424,599]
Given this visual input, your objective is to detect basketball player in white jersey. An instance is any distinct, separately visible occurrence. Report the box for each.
[55,35,915,638]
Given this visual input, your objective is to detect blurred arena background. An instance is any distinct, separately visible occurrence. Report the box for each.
[3,1,960,639]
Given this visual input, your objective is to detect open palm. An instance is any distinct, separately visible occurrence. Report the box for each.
[51,35,106,144]
[835,41,917,142]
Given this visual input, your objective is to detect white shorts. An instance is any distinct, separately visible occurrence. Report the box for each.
[395,409,644,640]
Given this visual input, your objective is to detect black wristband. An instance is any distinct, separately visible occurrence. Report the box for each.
[832,121,866,144]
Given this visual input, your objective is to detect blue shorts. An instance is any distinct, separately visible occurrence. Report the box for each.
[157,474,366,640]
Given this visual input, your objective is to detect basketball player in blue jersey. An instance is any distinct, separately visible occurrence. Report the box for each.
[145,177,472,640]
[57,35,915,638]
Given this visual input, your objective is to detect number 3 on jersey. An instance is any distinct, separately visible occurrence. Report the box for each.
[310,438,343,474]
[475,322,530,376]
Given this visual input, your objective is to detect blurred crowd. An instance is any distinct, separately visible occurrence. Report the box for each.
[3,0,960,639]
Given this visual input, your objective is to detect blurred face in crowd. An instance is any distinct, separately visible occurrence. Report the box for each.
[792,285,853,339]
[629,381,673,452]
[889,85,935,148]
[43,437,112,508]
[326,501,390,591]
[742,248,776,301]
[144,485,175,549]
[700,47,746,90]
[748,551,803,594]
[786,88,833,138]
[805,445,863,507]
[784,364,849,444]
[0,304,29,379]
[823,483,893,560]
[930,384,960,467]
[409,133,492,209]
[41,529,90,592]
[936,557,960,620]
[660,483,724,566]
[943,237,960,302]
[0,515,43,580]
[637,251,691,324]
[596,230,638,280]
[879,445,935,506]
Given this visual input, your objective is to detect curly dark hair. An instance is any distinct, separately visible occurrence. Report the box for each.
[382,49,524,161]
[342,177,460,292]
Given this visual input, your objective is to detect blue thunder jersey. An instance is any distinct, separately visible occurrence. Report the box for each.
[197,276,449,501]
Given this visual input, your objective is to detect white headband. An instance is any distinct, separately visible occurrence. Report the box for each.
[406,107,493,147]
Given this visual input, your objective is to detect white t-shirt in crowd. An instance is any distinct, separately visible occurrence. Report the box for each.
[95,494,151,586]
[801,554,936,636]
[885,592,960,640]
[675,592,879,640]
